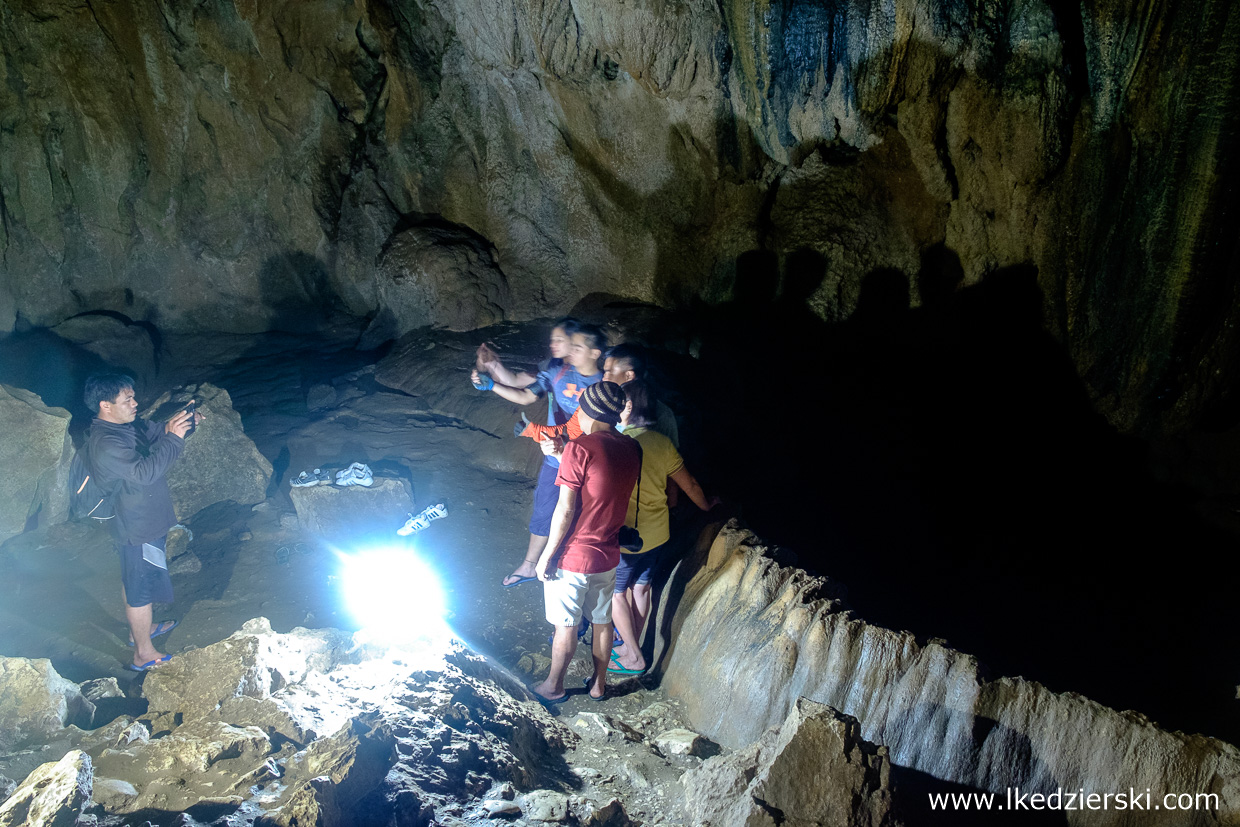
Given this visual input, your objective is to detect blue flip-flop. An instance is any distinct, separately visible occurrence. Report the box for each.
[530,690,568,707]
[128,619,178,647]
[582,677,607,701]
[503,575,537,588]
[607,654,644,676]
[127,654,172,672]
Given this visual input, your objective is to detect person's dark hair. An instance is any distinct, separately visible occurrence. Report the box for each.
[84,373,136,412]
[574,323,606,353]
[621,379,658,428]
[605,342,647,378]
[552,316,581,335]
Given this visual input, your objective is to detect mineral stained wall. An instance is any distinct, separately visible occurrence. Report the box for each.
[0,0,1237,434]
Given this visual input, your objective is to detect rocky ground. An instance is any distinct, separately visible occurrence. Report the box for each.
[1,324,837,826]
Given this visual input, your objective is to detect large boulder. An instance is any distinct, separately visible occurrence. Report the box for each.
[142,618,357,729]
[359,223,510,349]
[0,658,93,753]
[144,383,272,519]
[0,386,71,544]
[49,314,158,391]
[0,750,92,827]
[683,698,894,827]
[289,478,415,543]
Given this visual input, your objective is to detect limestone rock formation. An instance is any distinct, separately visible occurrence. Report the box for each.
[0,750,92,827]
[662,523,1240,825]
[359,222,510,348]
[0,386,71,544]
[1,0,1234,435]
[143,383,272,519]
[682,698,894,827]
[289,477,415,542]
[0,658,93,754]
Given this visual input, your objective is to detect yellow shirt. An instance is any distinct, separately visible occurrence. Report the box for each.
[622,427,684,553]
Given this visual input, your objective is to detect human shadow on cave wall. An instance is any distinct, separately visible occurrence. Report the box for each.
[692,249,1240,744]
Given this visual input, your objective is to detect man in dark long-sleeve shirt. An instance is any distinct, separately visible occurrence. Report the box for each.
[84,374,197,671]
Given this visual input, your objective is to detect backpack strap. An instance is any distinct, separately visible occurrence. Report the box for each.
[548,364,571,424]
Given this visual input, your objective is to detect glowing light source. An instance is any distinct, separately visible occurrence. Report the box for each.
[336,545,449,645]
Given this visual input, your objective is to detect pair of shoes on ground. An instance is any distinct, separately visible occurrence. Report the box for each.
[291,468,333,487]
[397,503,448,536]
[336,462,373,487]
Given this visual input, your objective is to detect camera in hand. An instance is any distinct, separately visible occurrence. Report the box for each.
[183,401,196,436]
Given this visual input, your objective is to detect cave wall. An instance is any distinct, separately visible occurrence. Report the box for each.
[660,524,1240,827]
[0,0,1236,433]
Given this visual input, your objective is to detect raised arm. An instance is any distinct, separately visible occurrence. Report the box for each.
[669,465,721,512]
[472,368,542,406]
[476,343,537,388]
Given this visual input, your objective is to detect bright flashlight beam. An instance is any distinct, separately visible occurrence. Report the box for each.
[335,545,450,645]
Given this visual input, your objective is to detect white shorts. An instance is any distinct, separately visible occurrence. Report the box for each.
[543,568,617,627]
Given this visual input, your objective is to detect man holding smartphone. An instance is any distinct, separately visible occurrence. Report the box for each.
[84,374,200,671]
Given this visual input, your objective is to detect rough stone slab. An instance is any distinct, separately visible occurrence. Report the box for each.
[653,728,708,757]
[521,789,570,822]
[0,750,92,827]
[289,477,414,541]
[0,385,71,544]
[0,657,93,753]
[50,314,157,390]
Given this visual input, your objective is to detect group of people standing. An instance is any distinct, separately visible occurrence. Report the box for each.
[471,319,717,703]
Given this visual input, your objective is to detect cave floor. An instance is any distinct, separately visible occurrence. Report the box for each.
[0,326,700,824]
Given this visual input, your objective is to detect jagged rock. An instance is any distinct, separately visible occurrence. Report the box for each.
[288,478,415,541]
[359,223,510,349]
[76,678,124,704]
[682,699,893,827]
[168,551,202,575]
[521,789,570,822]
[570,712,641,745]
[0,658,94,752]
[142,618,356,726]
[0,750,92,827]
[653,728,708,757]
[88,778,137,811]
[665,524,1240,820]
[0,385,71,543]
[0,777,14,805]
[577,798,632,827]
[144,383,272,518]
[49,315,157,390]
[91,720,271,814]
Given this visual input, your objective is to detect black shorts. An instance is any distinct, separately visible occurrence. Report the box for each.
[614,543,665,593]
[118,537,174,608]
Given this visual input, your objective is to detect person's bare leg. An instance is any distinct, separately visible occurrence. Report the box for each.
[503,534,547,586]
[610,590,646,671]
[125,600,165,668]
[587,621,613,699]
[631,582,653,641]
[532,624,577,700]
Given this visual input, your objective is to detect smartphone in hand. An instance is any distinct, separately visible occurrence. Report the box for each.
[184,401,196,436]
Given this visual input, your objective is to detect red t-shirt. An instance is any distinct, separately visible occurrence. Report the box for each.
[554,429,643,573]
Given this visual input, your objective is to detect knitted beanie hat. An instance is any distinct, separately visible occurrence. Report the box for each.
[578,381,627,426]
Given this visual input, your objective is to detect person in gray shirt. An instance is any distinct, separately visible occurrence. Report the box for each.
[84,373,198,671]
